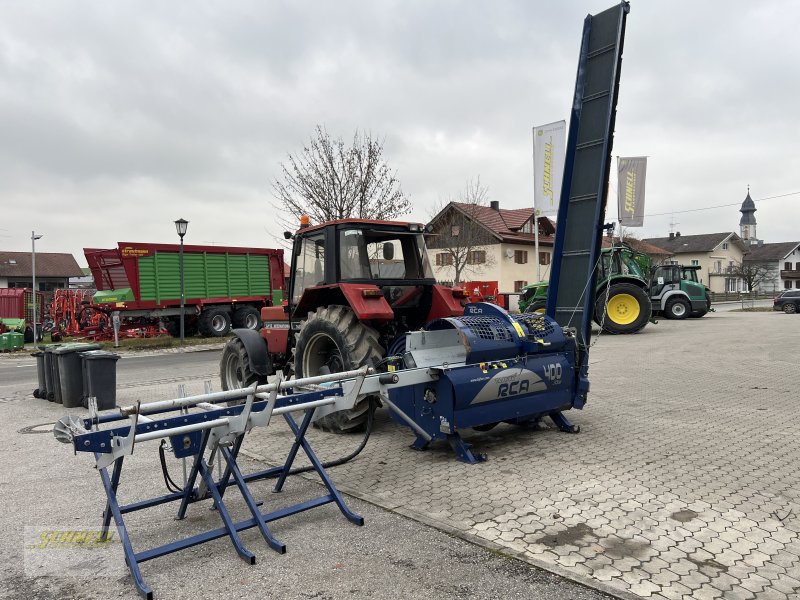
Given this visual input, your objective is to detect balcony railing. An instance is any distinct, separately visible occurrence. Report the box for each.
[780,269,800,279]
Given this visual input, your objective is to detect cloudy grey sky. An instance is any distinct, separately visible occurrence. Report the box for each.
[2,1,798,265]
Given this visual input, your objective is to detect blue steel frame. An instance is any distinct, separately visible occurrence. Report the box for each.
[81,388,363,599]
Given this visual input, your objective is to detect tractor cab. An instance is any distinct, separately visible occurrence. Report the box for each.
[287,218,466,339]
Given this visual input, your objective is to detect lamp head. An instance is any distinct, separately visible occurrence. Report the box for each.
[174,218,189,239]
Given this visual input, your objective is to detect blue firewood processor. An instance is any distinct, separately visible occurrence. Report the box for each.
[53,3,630,597]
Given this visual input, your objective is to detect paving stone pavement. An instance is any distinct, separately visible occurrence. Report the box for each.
[231,310,800,599]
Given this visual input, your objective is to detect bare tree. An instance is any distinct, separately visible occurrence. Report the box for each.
[730,260,777,292]
[273,126,410,225]
[426,177,496,285]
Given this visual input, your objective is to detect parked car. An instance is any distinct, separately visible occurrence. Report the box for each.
[773,289,800,314]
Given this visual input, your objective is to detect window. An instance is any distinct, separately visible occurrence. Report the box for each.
[796,262,800,270]
[726,278,737,293]
[451,225,460,237]
[786,262,792,270]
[786,281,792,289]
[466,250,486,265]
[514,250,528,264]
[292,233,325,304]
[513,280,528,293]
[539,252,550,266]
[715,261,722,273]
[691,259,700,266]
[435,252,453,266]
[722,243,729,250]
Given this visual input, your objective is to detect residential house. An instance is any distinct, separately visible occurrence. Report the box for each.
[425,201,555,293]
[642,232,748,293]
[743,241,800,293]
[0,251,84,292]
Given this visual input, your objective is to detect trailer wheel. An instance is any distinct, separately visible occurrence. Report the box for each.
[294,305,383,433]
[595,283,651,334]
[232,306,262,330]
[220,337,266,391]
[198,308,231,337]
[665,297,690,320]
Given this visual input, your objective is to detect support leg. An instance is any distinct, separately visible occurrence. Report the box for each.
[96,457,153,600]
[549,411,580,433]
[219,446,286,554]
[280,411,364,526]
[176,430,210,520]
[446,433,487,464]
[197,458,256,564]
[272,409,315,493]
[100,457,123,540]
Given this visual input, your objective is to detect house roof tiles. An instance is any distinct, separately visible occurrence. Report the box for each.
[0,251,84,278]
[643,232,743,254]
[743,241,800,262]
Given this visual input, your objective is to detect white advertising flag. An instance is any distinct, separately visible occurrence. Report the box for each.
[617,156,648,227]
[533,120,566,217]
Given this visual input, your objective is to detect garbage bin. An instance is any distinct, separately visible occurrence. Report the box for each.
[42,345,62,402]
[80,351,120,411]
[7,332,23,351]
[32,351,46,398]
[0,334,9,352]
[52,343,102,408]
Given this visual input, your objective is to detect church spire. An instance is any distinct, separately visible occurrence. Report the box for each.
[739,186,757,243]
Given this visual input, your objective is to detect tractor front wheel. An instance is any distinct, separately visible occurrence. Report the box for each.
[665,297,690,320]
[294,305,383,433]
[595,283,651,334]
[220,337,267,391]
[526,300,547,314]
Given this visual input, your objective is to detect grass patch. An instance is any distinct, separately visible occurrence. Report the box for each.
[25,335,226,352]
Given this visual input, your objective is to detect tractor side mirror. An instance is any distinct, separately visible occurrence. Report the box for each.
[383,243,394,260]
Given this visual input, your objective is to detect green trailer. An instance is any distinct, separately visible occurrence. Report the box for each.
[84,242,285,337]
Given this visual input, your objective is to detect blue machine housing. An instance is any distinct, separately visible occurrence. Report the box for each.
[389,302,588,463]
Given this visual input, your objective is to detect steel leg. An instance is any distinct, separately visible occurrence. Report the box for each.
[549,411,580,433]
[219,446,286,554]
[272,409,316,493]
[96,457,153,600]
[197,458,256,564]
[447,433,487,464]
[100,458,123,540]
[280,411,364,526]
[176,430,210,520]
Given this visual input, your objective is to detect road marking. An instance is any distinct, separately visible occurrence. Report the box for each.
[16,364,35,368]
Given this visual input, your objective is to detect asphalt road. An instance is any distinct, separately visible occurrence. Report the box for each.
[0,348,611,600]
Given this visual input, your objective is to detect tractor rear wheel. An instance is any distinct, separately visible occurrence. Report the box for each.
[665,297,690,320]
[220,337,267,391]
[294,305,383,433]
[595,283,651,334]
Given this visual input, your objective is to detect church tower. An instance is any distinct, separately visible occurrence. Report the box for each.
[739,186,757,245]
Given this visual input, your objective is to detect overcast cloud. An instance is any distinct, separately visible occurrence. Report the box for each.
[1,1,798,264]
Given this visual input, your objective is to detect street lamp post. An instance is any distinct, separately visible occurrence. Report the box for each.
[174,219,189,346]
[31,231,43,344]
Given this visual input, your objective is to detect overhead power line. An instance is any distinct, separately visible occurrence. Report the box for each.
[644,190,800,218]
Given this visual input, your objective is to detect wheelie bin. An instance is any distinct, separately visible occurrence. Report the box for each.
[80,350,120,411]
[32,351,46,398]
[52,343,102,407]
[42,345,62,401]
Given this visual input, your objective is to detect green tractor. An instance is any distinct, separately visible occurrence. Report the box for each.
[520,244,652,334]
[520,244,713,331]
[649,263,711,319]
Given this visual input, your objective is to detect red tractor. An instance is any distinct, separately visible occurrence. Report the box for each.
[220,217,470,432]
